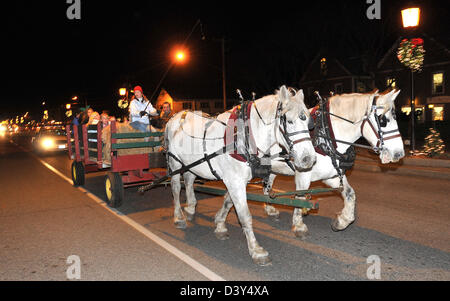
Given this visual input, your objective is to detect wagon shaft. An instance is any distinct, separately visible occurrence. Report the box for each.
[191,184,320,209]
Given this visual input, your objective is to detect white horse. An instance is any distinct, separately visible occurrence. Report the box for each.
[165,86,316,265]
[216,89,404,239]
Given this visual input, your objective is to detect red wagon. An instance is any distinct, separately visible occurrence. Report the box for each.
[66,121,166,208]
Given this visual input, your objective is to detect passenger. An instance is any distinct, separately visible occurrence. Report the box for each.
[78,107,89,125]
[129,85,158,132]
[159,101,175,128]
[100,112,110,127]
[88,111,100,125]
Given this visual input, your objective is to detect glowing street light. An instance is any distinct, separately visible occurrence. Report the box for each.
[72,96,78,101]
[175,51,185,62]
[172,48,188,64]
[119,88,127,96]
[401,7,420,28]
[66,104,71,110]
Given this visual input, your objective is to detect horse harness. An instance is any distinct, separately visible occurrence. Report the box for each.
[310,95,356,186]
[311,91,401,187]
[166,93,313,181]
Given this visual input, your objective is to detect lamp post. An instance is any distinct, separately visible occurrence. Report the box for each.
[401,6,420,154]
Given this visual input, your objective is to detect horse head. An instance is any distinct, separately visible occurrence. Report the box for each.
[362,89,405,163]
[276,86,316,169]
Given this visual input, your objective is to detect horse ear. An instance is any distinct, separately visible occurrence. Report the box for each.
[392,89,401,101]
[278,85,290,104]
[296,89,304,100]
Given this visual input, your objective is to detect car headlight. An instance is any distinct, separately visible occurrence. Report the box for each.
[41,138,55,149]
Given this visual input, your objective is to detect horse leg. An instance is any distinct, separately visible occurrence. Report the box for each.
[224,179,271,266]
[323,175,356,231]
[263,173,280,220]
[171,173,187,229]
[183,172,197,222]
[292,171,312,239]
[214,192,233,240]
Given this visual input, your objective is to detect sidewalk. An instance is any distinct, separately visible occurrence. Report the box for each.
[353,149,450,180]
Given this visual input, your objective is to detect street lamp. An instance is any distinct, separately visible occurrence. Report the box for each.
[174,50,187,63]
[401,6,421,154]
[401,7,420,28]
[119,88,127,96]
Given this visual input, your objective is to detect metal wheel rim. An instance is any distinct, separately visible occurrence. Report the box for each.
[72,165,77,182]
[105,177,112,201]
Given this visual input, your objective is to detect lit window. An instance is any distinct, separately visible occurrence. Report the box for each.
[432,72,444,94]
[401,106,411,115]
[432,106,444,121]
[320,58,327,76]
[387,77,396,89]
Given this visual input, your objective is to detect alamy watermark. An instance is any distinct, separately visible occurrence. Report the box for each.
[66,0,81,20]
[66,255,81,280]
[366,255,381,280]
[366,0,381,20]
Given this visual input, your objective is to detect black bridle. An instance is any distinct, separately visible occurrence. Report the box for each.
[360,96,402,154]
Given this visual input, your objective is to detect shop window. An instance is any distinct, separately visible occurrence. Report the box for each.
[430,105,444,121]
[182,102,192,109]
[401,106,411,115]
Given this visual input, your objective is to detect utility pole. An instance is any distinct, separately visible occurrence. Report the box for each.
[221,37,227,111]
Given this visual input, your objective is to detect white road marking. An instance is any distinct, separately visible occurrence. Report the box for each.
[23,147,226,281]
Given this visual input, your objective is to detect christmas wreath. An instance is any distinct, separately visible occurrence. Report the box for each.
[397,38,425,72]
[118,99,129,109]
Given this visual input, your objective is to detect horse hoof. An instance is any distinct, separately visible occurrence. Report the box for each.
[294,230,309,240]
[214,231,229,240]
[265,207,280,220]
[331,218,354,232]
[174,220,187,229]
[252,255,272,266]
[269,212,280,221]
[184,211,195,222]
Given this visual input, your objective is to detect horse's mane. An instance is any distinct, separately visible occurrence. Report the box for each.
[328,92,374,123]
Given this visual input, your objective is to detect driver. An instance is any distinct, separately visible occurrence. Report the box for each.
[129,85,158,131]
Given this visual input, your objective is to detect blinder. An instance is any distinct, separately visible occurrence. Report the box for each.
[376,114,387,128]
[308,116,315,131]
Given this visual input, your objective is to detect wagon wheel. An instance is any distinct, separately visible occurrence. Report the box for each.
[104,172,124,208]
[71,161,85,187]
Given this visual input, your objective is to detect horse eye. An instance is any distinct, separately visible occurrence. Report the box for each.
[299,113,306,121]
[378,115,387,127]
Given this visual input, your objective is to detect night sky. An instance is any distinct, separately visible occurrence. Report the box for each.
[1,0,449,120]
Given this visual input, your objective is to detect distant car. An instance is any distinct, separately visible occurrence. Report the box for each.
[32,127,67,153]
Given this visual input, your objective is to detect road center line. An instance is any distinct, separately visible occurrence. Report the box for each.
[27,149,226,281]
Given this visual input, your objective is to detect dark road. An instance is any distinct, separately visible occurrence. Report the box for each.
[1,134,449,281]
